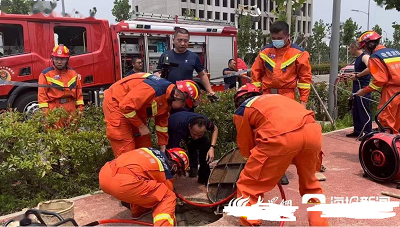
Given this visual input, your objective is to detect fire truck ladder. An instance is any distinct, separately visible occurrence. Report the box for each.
[133,12,235,26]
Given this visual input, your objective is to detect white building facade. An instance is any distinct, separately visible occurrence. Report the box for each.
[132,0,313,39]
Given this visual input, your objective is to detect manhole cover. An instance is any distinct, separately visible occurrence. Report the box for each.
[207,148,246,203]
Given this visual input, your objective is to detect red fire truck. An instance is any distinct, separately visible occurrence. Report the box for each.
[0,12,238,113]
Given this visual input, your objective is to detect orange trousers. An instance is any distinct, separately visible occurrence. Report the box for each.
[99,161,176,226]
[237,123,329,226]
[103,100,152,157]
[377,86,400,134]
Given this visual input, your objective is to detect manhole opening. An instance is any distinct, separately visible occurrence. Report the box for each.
[176,202,223,226]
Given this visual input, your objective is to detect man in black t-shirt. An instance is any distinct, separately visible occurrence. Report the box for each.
[167,111,219,185]
[223,59,238,90]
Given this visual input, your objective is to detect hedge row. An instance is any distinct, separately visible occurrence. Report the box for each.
[0,83,381,215]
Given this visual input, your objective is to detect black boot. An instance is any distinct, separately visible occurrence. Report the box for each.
[280,174,289,185]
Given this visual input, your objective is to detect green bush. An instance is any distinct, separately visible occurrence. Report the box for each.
[0,106,113,215]
[311,63,347,75]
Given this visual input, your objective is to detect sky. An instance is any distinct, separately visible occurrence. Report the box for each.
[51,0,400,40]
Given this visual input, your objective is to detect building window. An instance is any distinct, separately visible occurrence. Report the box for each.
[258,20,262,29]
[252,22,255,29]
[190,0,195,3]
[297,20,301,32]
[182,8,187,15]
[215,0,220,6]
[231,0,235,8]
[251,0,255,6]
[264,0,268,11]
[263,17,267,30]
[207,0,211,5]
[230,13,235,22]
[257,0,262,11]
[244,0,249,5]
[215,12,220,19]
[223,12,228,20]
[54,26,88,55]
[0,24,25,57]
[308,21,311,33]
[182,0,186,2]
[207,11,213,18]
[223,0,228,7]
[302,3,306,16]
[269,0,273,12]
[199,0,204,3]
[303,21,306,33]
[135,5,139,12]
[308,4,311,17]
[199,10,205,18]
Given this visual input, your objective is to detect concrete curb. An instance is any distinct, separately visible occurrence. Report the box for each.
[0,191,104,222]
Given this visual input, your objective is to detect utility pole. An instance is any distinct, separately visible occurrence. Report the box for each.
[286,0,292,32]
[328,0,341,118]
[61,0,65,17]
[367,0,370,30]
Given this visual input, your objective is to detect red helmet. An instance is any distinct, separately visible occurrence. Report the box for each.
[52,44,70,58]
[357,31,382,48]
[234,83,262,108]
[167,148,189,175]
[176,80,200,108]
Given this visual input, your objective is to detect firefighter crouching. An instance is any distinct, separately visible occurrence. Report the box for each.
[38,44,84,126]
[232,84,329,226]
[99,147,189,226]
[102,72,200,158]
[355,31,400,134]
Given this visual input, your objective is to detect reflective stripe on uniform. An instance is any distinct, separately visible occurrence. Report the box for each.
[252,82,261,87]
[142,73,152,78]
[259,53,276,71]
[155,125,168,133]
[76,100,84,105]
[39,103,49,108]
[245,96,259,107]
[46,77,64,87]
[369,83,382,91]
[151,100,158,116]
[281,53,302,69]
[297,83,311,89]
[383,56,400,64]
[154,213,174,226]
[67,76,77,89]
[123,110,137,118]
[141,148,165,171]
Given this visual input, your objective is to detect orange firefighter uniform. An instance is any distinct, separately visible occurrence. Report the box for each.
[38,67,84,113]
[233,94,329,226]
[99,147,186,226]
[251,42,313,103]
[361,45,400,134]
[103,73,175,157]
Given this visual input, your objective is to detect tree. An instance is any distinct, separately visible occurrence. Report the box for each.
[270,0,307,22]
[308,20,329,64]
[392,22,400,49]
[111,0,134,22]
[342,18,362,46]
[372,24,383,35]
[373,0,400,11]
[183,8,195,17]
[237,15,265,65]
[1,0,33,14]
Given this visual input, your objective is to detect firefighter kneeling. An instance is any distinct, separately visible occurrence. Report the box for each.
[233,84,329,226]
[99,147,189,226]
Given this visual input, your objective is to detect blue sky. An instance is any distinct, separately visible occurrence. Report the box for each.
[51,0,399,40]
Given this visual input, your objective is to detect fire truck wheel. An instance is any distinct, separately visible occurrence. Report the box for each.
[13,91,39,115]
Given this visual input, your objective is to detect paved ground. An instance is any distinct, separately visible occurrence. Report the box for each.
[2,127,400,226]
[313,74,330,83]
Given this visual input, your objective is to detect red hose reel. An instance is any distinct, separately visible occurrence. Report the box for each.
[359,92,400,188]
